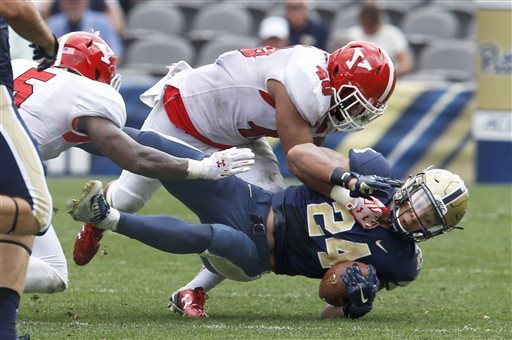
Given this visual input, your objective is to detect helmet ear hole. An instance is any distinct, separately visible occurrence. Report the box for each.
[333,65,339,76]
[95,69,101,81]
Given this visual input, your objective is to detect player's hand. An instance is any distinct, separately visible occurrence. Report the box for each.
[187,147,255,180]
[30,34,59,71]
[341,264,379,319]
[347,196,387,229]
[330,168,403,198]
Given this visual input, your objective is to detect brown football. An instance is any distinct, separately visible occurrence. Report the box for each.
[319,261,370,306]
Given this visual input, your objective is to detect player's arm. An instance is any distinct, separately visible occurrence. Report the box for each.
[77,117,253,180]
[287,143,349,196]
[269,79,314,153]
[0,0,56,58]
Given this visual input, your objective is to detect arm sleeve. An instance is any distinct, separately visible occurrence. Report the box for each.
[71,83,127,129]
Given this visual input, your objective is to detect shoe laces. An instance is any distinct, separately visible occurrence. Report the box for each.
[90,194,110,224]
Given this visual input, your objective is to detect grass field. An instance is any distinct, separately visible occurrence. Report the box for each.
[17,177,512,339]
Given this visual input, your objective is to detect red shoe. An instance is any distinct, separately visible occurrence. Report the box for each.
[168,288,208,318]
[73,224,105,266]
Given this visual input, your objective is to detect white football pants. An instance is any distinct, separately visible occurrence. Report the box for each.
[25,225,68,293]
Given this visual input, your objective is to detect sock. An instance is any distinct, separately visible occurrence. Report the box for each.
[0,287,20,340]
[24,257,67,294]
[116,212,212,254]
[98,207,120,231]
[183,267,226,292]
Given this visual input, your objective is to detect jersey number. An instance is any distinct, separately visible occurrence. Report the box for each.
[239,46,278,58]
[14,68,56,107]
[307,202,371,268]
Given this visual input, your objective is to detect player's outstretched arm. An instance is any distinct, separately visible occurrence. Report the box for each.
[79,117,254,180]
[0,0,56,67]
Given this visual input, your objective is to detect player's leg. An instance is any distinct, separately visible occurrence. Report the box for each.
[173,137,286,312]
[0,88,52,235]
[69,181,261,278]
[0,86,53,339]
[0,234,34,338]
[25,225,68,293]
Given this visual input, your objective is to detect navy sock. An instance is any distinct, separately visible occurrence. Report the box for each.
[117,212,212,254]
[0,287,20,340]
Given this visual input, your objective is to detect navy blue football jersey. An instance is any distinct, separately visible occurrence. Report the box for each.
[271,148,421,284]
[0,17,13,90]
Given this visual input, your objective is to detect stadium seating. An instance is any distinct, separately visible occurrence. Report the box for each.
[125,36,195,75]
[401,6,460,43]
[416,39,476,82]
[189,4,253,39]
[125,4,185,37]
[195,36,259,67]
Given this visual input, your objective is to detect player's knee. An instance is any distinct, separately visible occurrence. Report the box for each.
[205,224,260,280]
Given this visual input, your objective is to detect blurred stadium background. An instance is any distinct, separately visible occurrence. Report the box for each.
[24,0,510,185]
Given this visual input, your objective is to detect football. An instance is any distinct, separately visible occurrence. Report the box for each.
[319,261,370,306]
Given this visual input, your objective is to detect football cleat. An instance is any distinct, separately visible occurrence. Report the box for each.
[168,288,209,318]
[68,180,110,225]
[73,224,105,266]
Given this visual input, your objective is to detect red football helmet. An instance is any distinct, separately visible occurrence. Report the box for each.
[53,31,121,90]
[327,41,396,131]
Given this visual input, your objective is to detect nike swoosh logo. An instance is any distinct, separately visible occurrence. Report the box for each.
[360,287,368,303]
[375,240,388,253]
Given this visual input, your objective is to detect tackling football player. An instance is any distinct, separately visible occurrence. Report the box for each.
[68,133,468,319]
[74,41,398,309]
[11,31,255,294]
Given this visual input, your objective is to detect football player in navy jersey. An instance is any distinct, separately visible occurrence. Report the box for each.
[69,131,469,320]
[1,1,57,338]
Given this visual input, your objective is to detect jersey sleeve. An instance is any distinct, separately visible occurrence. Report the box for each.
[349,148,393,178]
[281,47,332,126]
[71,82,127,128]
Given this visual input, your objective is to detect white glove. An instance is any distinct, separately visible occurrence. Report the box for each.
[187,147,255,180]
[346,196,388,229]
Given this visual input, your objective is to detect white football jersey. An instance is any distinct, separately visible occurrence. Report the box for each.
[12,59,126,160]
[142,45,333,146]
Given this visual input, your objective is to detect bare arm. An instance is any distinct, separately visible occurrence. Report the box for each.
[0,0,55,55]
[79,117,189,180]
[269,79,354,196]
[287,143,349,197]
[269,79,314,154]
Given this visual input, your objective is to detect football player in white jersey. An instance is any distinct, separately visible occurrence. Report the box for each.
[12,31,255,294]
[74,41,397,316]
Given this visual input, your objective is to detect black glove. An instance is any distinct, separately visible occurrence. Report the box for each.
[30,34,59,71]
[329,168,403,198]
[341,264,380,319]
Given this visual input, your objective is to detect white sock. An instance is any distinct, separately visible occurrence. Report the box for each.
[24,257,67,293]
[97,207,120,231]
[182,267,226,292]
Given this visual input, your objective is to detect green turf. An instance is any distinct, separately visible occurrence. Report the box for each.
[17,178,512,339]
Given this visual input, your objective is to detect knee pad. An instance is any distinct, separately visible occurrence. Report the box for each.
[106,178,159,213]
